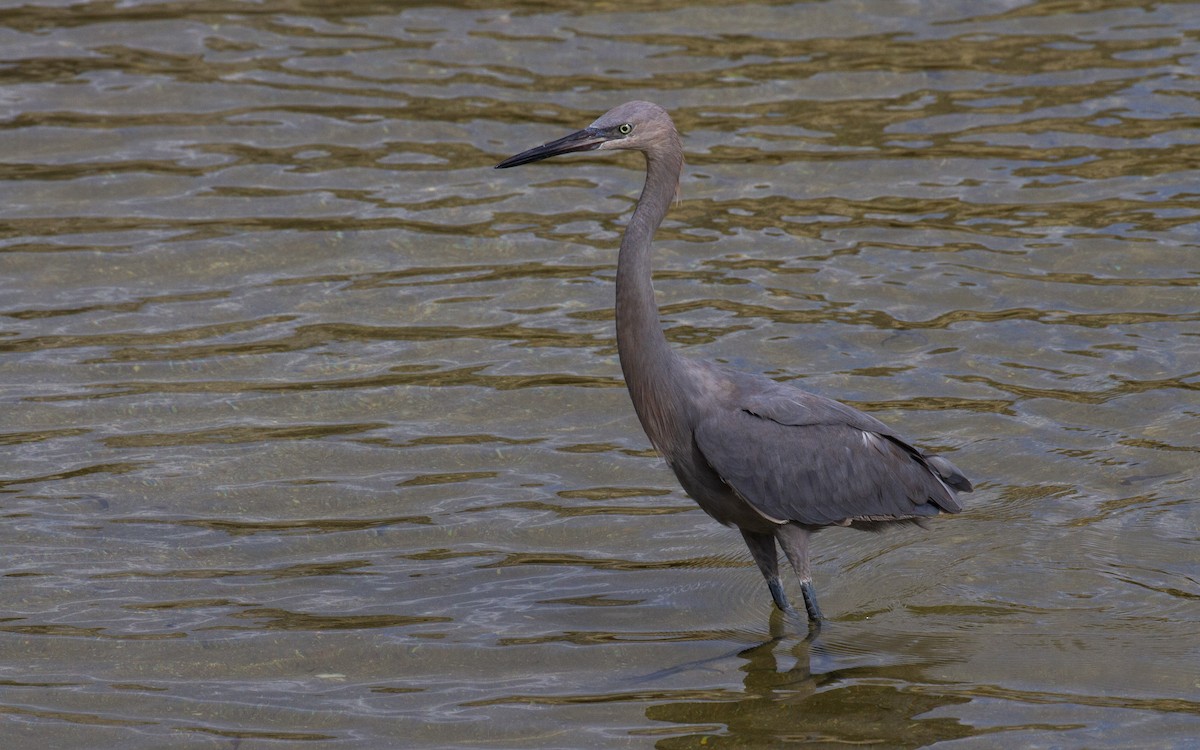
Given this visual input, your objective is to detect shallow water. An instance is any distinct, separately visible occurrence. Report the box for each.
[2,0,1198,747]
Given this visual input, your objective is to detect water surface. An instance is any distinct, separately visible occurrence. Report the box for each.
[1,0,1198,747]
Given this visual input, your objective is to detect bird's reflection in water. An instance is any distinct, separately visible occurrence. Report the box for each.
[642,612,976,748]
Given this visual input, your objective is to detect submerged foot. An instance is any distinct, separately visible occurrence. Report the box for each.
[768,577,823,635]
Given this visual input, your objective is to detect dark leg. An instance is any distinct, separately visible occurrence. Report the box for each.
[740,529,792,612]
[799,580,823,623]
[776,524,823,623]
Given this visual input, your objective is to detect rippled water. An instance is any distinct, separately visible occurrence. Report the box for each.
[2,1,1198,747]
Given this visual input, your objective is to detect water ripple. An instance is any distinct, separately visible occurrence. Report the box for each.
[2,2,1198,748]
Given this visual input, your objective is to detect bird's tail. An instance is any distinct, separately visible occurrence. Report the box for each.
[926,455,973,493]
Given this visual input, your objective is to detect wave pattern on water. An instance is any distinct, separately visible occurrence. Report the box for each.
[1,1,1198,747]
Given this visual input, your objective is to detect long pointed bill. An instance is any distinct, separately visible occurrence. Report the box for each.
[495,127,606,169]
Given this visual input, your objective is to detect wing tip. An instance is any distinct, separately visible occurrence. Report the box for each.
[926,455,973,494]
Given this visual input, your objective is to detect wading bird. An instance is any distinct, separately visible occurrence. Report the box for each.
[495,101,971,624]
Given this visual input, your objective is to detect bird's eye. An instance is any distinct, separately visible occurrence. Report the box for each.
[618,123,633,135]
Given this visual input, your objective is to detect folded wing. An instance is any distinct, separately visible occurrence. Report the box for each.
[693,378,969,526]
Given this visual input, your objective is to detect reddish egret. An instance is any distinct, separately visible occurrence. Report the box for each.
[495,101,971,623]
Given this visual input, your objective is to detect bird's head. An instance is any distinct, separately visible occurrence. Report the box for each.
[495,101,680,169]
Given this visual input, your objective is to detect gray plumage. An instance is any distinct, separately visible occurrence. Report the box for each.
[496,101,971,624]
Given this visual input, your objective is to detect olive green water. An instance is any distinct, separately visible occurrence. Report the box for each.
[1,1,1197,747]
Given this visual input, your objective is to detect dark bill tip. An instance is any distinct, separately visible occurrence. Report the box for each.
[495,127,606,169]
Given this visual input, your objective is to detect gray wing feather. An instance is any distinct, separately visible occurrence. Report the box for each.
[693,377,966,526]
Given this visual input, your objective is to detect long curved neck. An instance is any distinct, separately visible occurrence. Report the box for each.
[616,144,685,451]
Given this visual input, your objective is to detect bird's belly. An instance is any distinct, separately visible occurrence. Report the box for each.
[669,460,780,533]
